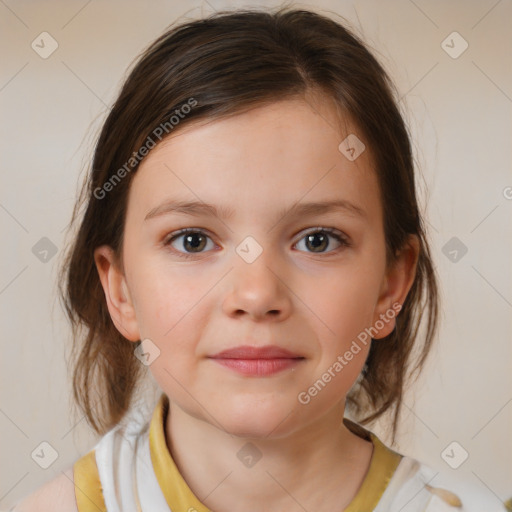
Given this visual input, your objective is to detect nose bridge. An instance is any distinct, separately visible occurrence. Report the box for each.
[223,234,291,319]
[234,233,281,291]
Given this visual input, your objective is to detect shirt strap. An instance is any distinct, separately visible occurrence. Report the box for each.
[73,449,107,512]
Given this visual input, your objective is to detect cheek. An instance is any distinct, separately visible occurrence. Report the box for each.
[131,259,201,331]
[308,265,382,341]
[133,265,219,374]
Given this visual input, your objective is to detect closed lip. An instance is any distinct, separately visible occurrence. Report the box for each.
[209,345,303,359]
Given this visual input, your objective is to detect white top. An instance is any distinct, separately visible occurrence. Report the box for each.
[65,393,511,511]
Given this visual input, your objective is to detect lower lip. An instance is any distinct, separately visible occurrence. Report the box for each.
[210,358,302,376]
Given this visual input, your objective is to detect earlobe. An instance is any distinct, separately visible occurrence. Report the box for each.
[372,235,420,339]
[93,245,140,342]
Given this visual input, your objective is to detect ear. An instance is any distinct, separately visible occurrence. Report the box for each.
[94,245,140,342]
[371,234,420,339]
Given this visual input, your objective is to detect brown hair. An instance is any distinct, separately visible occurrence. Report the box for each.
[58,6,439,444]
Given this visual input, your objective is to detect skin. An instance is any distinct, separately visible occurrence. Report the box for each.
[94,93,419,512]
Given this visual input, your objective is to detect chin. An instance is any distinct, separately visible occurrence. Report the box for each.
[214,397,302,439]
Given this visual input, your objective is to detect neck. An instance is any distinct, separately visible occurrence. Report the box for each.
[164,399,374,512]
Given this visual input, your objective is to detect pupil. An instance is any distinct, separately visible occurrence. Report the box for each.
[185,233,205,252]
[307,232,327,252]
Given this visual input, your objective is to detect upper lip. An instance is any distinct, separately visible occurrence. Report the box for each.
[209,345,303,359]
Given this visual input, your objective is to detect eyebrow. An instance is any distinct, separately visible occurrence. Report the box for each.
[144,198,367,222]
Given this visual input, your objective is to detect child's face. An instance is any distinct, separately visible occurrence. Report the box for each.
[96,96,417,438]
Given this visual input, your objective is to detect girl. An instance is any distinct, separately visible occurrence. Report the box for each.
[13,6,509,512]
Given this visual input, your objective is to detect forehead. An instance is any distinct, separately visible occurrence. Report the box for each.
[126,97,382,226]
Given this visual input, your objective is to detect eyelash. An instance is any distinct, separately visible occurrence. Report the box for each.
[163,227,351,260]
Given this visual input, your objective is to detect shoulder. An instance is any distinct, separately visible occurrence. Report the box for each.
[11,404,155,512]
[12,466,78,512]
[12,448,109,512]
[386,455,508,512]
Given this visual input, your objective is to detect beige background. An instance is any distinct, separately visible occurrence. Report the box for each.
[1,0,511,508]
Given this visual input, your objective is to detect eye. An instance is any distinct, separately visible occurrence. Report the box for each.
[163,226,351,259]
[294,227,350,254]
[164,229,216,259]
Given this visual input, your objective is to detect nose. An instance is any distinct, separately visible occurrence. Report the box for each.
[222,249,292,322]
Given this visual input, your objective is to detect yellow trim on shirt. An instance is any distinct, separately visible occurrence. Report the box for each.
[150,392,403,512]
[344,425,403,511]
[73,449,107,512]
[149,393,211,512]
